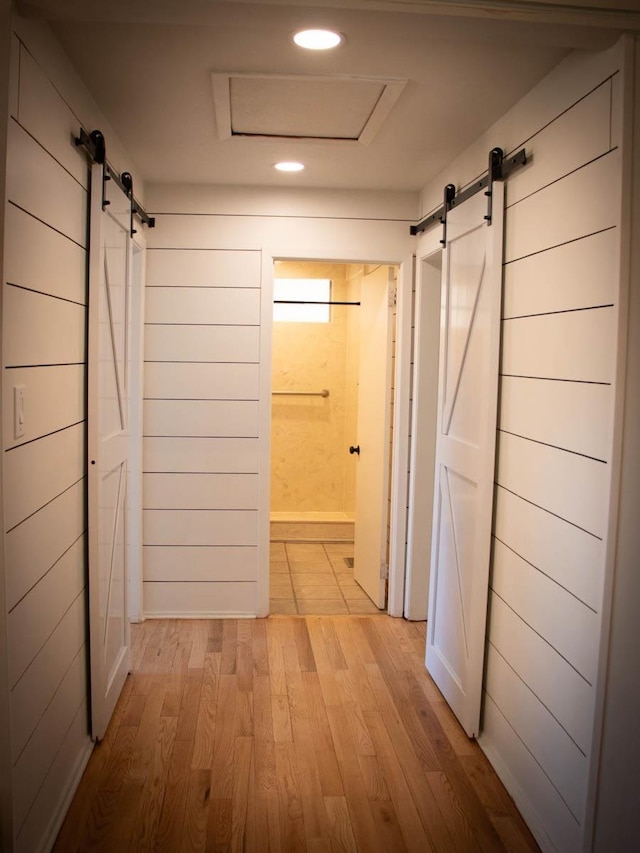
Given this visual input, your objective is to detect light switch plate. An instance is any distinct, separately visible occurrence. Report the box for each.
[14,385,25,439]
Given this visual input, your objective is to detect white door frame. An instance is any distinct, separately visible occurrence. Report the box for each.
[257,249,414,618]
[404,231,443,620]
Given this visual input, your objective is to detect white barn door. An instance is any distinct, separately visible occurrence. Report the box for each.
[425,184,504,737]
[87,164,132,739]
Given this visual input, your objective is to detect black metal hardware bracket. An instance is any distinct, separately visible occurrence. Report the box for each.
[439,183,457,248]
[274,300,361,306]
[75,127,156,233]
[121,171,137,237]
[484,147,504,225]
[410,146,528,237]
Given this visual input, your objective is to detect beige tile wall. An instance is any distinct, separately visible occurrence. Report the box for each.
[270,261,359,515]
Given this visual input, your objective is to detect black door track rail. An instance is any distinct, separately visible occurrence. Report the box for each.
[75,127,155,237]
[410,146,528,246]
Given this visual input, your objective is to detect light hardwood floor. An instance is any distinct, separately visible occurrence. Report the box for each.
[54,617,539,852]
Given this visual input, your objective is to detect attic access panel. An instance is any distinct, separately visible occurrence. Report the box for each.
[212,72,407,145]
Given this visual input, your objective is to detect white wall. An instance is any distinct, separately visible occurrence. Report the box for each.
[1,15,144,853]
[143,184,417,618]
[415,40,628,853]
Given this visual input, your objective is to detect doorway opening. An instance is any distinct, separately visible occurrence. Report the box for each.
[268,260,398,616]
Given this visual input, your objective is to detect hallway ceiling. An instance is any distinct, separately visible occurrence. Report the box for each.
[17,1,637,192]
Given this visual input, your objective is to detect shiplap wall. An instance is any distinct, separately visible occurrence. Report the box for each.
[488,72,619,853]
[143,187,416,617]
[2,17,144,852]
[3,36,90,853]
[143,248,262,617]
[418,43,625,853]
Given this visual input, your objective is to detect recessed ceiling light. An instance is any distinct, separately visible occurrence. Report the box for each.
[293,29,343,50]
[274,161,305,172]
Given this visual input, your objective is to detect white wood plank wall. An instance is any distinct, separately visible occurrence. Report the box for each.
[2,35,93,853]
[482,73,621,852]
[143,247,262,616]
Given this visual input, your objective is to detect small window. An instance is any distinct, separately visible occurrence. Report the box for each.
[273,278,331,323]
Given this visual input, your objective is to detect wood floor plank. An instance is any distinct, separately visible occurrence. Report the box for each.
[130,715,179,852]
[293,618,317,673]
[148,736,194,851]
[405,671,507,853]
[361,622,441,773]
[300,784,331,845]
[275,741,307,852]
[271,693,293,743]
[369,799,410,853]
[256,792,283,852]
[161,641,190,717]
[267,621,288,696]
[427,770,483,852]
[325,703,366,797]
[320,619,348,671]
[492,815,541,852]
[232,736,256,852]
[179,768,211,852]
[176,668,204,741]
[252,618,270,676]
[121,690,147,728]
[324,795,358,853]
[235,686,255,737]
[207,797,233,852]
[305,617,334,674]
[201,650,221,704]
[98,725,137,793]
[254,674,278,797]
[302,671,334,752]
[431,698,477,757]
[54,617,540,853]
[210,674,237,799]
[207,620,224,653]
[357,754,390,801]
[221,620,239,675]
[344,795,388,853]
[237,619,254,693]
[361,667,459,853]
[362,709,435,853]
[189,619,209,669]
[192,699,217,770]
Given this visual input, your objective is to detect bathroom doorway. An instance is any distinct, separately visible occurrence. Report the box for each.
[268,260,398,615]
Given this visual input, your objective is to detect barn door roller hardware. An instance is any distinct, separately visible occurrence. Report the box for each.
[410,145,528,245]
[439,183,456,248]
[75,127,155,236]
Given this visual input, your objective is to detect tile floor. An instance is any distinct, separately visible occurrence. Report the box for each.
[269,540,382,615]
